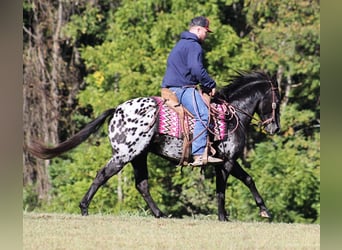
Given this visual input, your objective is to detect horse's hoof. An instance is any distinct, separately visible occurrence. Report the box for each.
[218,215,229,222]
[79,203,89,216]
[155,212,166,218]
[260,209,272,219]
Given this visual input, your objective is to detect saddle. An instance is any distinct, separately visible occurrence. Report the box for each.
[154,88,230,166]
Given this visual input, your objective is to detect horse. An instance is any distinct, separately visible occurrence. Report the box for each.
[26,70,281,221]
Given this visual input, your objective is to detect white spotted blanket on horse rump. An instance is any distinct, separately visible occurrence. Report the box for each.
[153,96,229,141]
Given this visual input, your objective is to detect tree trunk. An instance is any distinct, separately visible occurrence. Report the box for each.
[23,0,82,200]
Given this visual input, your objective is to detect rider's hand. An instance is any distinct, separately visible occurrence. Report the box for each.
[210,88,216,96]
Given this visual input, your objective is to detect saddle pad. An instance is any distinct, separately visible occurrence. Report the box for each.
[210,102,229,141]
[153,97,228,141]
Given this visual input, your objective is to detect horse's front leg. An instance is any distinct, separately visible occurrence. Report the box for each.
[215,165,230,221]
[231,161,272,219]
[132,153,165,218]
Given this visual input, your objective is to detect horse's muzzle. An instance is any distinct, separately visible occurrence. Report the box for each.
[265,123,280,135]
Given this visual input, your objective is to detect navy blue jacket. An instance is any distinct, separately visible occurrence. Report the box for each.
[161,31,216,89]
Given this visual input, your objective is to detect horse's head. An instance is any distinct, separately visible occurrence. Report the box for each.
[256,76,281,135]
[215,70,281,135]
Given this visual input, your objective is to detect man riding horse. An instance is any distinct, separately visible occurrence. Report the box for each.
[25,16,281,220]
[161,16,223,166]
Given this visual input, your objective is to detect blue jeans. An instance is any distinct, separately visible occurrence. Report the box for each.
[169,87,208,156]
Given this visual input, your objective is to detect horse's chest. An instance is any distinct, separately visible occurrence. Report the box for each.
[217,135,244,158]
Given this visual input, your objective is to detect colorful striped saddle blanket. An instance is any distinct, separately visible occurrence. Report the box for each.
[153,96,229,141]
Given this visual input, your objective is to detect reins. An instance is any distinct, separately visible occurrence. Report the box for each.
[154,78,278,147]
[191,88,240,142]
[194,79,278,139]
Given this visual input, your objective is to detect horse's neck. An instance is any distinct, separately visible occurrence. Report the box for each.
[230,95,258,126]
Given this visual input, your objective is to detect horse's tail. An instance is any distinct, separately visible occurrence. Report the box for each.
[25,108,116,159]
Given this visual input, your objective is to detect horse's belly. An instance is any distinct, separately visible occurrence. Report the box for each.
[150,134,183,162]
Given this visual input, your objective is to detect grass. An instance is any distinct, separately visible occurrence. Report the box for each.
[23,213,319,250]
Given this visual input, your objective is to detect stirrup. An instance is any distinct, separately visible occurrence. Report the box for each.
[189,156,204,166]
[189,155,223,166]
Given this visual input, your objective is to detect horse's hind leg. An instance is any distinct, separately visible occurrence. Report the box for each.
[79,157,124,216]
[231,162,271,219]
[131,152,165,218]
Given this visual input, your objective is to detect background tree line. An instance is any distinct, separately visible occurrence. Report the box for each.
[23,0,320,223]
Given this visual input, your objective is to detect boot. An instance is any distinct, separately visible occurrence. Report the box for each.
[190,155,223,166]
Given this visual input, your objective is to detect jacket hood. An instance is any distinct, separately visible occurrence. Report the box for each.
[180,31,200,43]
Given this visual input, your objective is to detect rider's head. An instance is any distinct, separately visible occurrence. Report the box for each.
[189,16,212,42]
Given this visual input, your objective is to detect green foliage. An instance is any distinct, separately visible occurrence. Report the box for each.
[45,138,153,215]
[24,0,320,223]
[205,25,260,82]
[62,4,105,44]
[23,184,41,212]
[77,0,262,110]
[280,104,315,134]
[169,167,217,217]
[245,0,320,110]
[226,133,320,223]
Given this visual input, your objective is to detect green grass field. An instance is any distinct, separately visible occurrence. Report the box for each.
[23,213,319,249]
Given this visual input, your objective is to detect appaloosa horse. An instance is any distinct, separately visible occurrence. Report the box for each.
[26,70,280,221]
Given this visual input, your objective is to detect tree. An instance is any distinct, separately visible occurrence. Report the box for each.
[244,0,320,122]
[23,0,90,200]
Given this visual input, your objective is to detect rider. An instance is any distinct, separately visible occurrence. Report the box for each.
[161,16,223,166]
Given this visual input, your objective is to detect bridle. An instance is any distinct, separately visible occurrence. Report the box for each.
[259,80,278,127]
[222,79,278,130]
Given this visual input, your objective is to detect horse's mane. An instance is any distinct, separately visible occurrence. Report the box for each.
[215,70,275,102]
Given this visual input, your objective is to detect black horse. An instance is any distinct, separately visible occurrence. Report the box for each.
[26,70,281,221]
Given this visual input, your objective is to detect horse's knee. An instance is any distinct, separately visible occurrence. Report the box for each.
[245,175,254,186]
[217,192,225,200]
[136,179,149,193]
[95,162,122,184]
